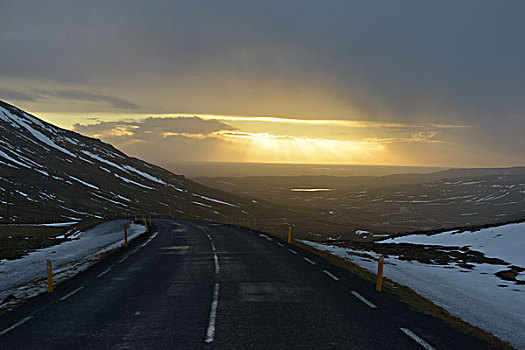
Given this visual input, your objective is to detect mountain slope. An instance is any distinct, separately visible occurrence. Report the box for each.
[0,100,279,222]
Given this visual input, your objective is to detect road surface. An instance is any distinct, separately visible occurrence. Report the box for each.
[0,220,496,349]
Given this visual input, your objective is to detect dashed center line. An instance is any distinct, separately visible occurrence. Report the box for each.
[323,270,340,281]
[205,283,220,343]
[351,290,377,309]
[59,287,84,301]
[0,316,33,336]
[213,253,220,273]
[97,267,112,278]
[211,242,216,251]
[276,242,284,247]
[400,328,436,350]
[206,234,212,241]
[303,257,316,265]
[288,249,298,255]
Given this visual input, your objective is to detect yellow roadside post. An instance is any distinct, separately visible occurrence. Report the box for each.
[376,256,385,292]
[46,259,53,293]
[149,215,152,227]
[124,226,128,247]
[288,226,292,243]
[250,220,254,230]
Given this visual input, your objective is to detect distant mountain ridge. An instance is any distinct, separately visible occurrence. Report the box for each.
[196,166,525,189]
[0,100,275,222]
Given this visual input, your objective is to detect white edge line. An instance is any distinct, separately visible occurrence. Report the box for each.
[276,242,284,247]
[399,328,436,350]
[141,232,159,247]
[288,249,298,255]
[205,283,220,343]
[129,247,140,255]
[323,270,339,281]
[351,290,377,309]
[303,257,316,265]
[214,253,220,273]
[118,255,129,263]
[0,316,33,336]
[59,287,84,301]
[97,267,112,277]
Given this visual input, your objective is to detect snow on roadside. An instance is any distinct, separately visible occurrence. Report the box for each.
[379,222,525,267]
[0,220,146,311]
[300,238,525,349]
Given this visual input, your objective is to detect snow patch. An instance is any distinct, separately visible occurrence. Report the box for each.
[192,194,239,207]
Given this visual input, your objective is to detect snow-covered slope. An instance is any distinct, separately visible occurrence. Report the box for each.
[0,100,272,222]
[380,222,525,267]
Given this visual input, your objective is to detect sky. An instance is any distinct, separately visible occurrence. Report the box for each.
[1,1,524,167]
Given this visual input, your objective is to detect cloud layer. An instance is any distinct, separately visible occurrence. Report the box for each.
[72,115,493,167]
[1,1,524,166]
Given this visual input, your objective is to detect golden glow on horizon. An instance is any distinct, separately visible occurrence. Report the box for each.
[37,111,468,166]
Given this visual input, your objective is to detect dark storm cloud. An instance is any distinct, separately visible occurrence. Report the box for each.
[0,87,139,110]
[50,90,140,110]
[1,1,523,120]
[1,1,524,164]
[0,88,39,102]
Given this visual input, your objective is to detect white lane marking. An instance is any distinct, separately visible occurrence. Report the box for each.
[211,242,216,251]
[141,231,159,247]
[206,234,212,241]
[258,234,268,238]
[97,267,112,277]
[205,283,220,343]
[400,328,436,350]
[288,249,298,255]
[59,287,84,301]
[276,242,284,247]
[266,237,273,241]
[118,255,129,263]
[323,270,339,281]
[0,316,33,336]
[303,257,316,265]
[351,290,377,309]
[213,253,220,273]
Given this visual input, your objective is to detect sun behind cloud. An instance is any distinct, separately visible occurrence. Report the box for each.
[69,114,478,166]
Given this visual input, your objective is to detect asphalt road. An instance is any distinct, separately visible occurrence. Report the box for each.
[0,220,497,349]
